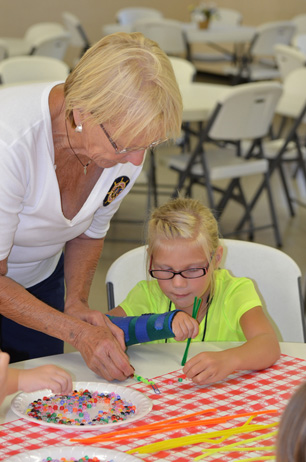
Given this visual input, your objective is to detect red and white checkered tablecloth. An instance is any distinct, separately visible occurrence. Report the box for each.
[1,354,306,462]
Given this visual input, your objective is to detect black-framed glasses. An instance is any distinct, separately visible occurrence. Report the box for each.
[149,254,214,280]
[100,123,168,154]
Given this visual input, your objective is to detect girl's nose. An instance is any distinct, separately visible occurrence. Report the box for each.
[172,274,188,288]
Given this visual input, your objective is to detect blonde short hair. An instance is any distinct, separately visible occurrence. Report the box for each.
[64,32,183,146]
[147,197,220,298]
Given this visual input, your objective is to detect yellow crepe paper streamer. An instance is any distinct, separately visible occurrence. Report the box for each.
[127,422,278,454]
[203,415,256,445]
[234,457,274,462]
[195,430,277,460]
[200,445,275,457]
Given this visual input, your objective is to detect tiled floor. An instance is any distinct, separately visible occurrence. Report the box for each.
[65,73,306,352]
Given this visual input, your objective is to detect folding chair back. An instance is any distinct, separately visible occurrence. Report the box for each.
[168,57,196,84]
[106,246,148,310]
[208,82,282,140]
[279,67,306,120]
[292,14,306,36]
[62,11,90,56]
[212,8,242,27]
[25,22,66,43]
[29,30,71,60]
[116,7,163,25]
[132,19,187,56]
[169,81,283,245]
[250,21,296,56]
[293,33,306,56]
[274,44,306,81]
[0,56,70,84]
[221,239,306,342]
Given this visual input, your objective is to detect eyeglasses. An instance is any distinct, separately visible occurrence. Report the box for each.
[100,123,167,154]
[149,255,214,280]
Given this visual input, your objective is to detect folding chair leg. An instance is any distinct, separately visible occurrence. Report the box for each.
[235,174,282,247]
[264,173,282,247]
[215,178,254,240]
[277,163,295,217]
[147,148,158,209]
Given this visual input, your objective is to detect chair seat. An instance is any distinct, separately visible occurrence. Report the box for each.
[241,139,306,161]
[263,139,306,160]
[169,148,268,181]
[1,37,31,56]
[192,52,233,62]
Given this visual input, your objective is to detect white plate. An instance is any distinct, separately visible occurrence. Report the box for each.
[11,381,152,431]
[4,446,140,461]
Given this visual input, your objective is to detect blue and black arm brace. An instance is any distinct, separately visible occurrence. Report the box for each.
[106,310,182,346]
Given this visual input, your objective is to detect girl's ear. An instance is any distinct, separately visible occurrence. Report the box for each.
[214,245,223,269]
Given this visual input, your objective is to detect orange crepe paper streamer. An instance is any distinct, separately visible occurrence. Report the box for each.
[72,408,277,445]
[71,408,217,443]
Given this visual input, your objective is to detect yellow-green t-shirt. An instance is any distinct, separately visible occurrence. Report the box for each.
[120,269,262,343]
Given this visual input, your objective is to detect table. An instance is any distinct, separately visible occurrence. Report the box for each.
[1,341,306,425]
[101,22,255,46]
[184,24,256,47]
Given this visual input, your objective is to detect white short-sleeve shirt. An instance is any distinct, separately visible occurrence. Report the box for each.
[0,82,143,287]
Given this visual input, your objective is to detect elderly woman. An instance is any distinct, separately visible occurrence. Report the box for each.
[0,32,182,381]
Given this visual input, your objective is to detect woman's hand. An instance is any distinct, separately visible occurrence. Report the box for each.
[73,316,134,382]
[18,365,73,394]
[172,311,199,341]
[183,350,237,385]
[65,302,126,350]
[65,301,112,327]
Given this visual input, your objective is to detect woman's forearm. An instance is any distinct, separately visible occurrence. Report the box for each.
[64,234,104,307]
[0,274,88,346]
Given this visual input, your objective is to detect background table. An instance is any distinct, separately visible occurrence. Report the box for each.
[1,341,306,425]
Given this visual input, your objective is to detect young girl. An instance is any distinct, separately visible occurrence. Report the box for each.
[276,381,306,462]
[109,197,280,386]
[0,351,72,406]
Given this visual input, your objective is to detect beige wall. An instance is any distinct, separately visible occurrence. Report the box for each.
[1,1,306,43]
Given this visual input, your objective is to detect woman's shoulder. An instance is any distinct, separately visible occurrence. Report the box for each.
[0,82,57,141]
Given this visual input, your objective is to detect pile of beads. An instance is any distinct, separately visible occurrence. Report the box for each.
[26,389,136,426]
[42,457,104,461]
[42,457,106,461]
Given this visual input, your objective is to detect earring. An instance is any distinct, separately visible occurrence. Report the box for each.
[75,124,83,133]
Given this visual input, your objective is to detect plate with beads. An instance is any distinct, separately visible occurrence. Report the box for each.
[11,381,152,431]
[4,445,141,461]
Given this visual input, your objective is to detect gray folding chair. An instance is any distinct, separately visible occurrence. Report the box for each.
[169,81,283,246]
[62,11,91,59]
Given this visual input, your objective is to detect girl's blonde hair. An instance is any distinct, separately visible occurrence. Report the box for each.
[147,197,220,299]
[64,32,182,146]
[276,381,306,462]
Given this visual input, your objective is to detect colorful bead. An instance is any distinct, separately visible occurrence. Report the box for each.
[26,389,136,426]
[42,457,105,461]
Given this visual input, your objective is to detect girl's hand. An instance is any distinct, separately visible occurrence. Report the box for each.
[18,365,73,394]
[0,352,9,405]
[183,350,237,385]
[172,311,199,341]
